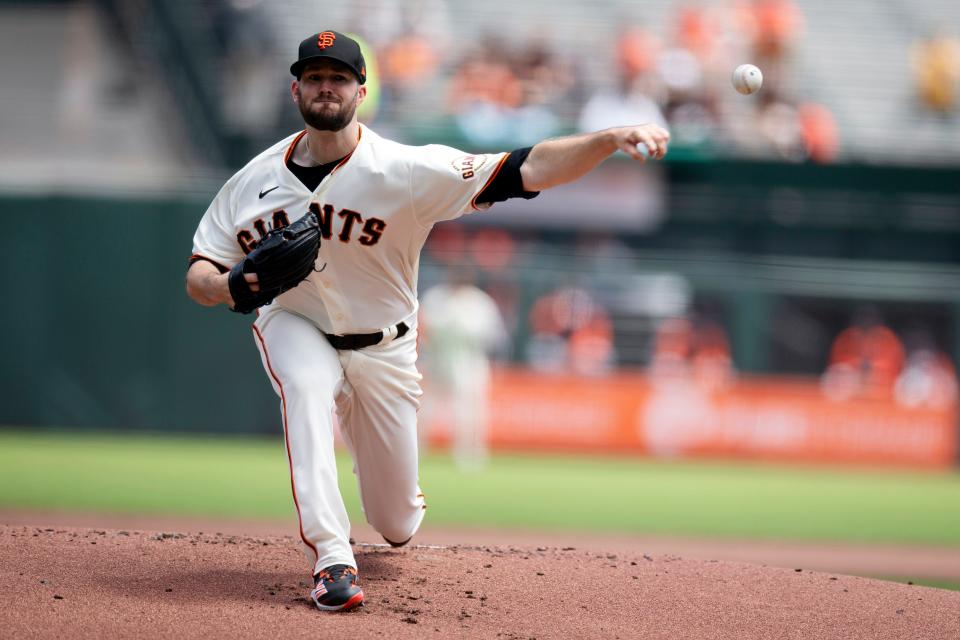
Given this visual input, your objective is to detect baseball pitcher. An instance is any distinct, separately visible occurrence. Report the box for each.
[185,30,669,611]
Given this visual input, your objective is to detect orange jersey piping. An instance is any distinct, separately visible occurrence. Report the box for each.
[331,126,363,174]
[251,324,319,564]
[283,130,309,165]
[470,152,510,211]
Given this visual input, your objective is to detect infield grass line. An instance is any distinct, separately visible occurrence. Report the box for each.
[1,429,958,546]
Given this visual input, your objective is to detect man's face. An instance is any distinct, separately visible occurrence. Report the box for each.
[292,59,365,132]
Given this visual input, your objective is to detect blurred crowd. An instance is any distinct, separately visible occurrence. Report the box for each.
[420,228,958,410]
[24,0,959,177]
[821,307,958,409]
[911,29,960,117]
[206,0,848,163]
[360,0,839,162]
[580,0,838,163]
[199,0,960,162]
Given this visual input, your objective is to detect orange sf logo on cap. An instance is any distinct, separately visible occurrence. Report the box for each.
[317,31,336,49]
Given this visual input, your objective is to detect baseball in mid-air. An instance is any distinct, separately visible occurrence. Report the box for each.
[732,64,763,95]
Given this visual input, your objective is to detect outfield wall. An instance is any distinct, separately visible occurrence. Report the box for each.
[423,369,958,469]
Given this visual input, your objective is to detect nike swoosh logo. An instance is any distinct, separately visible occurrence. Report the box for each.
[258,186,279,199]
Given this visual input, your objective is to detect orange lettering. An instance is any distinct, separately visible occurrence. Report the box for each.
[237,229,256,254]
[308,202,334,239]
[272,209,290,229]
[338,209,363,242]
[359,218,386,246]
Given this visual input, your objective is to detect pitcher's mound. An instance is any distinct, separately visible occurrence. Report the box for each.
[2,526,957,639]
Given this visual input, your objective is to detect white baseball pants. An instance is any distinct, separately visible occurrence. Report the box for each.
[252,306,426,575]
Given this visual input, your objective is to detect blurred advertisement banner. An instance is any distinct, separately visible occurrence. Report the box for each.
[423,369,957,468]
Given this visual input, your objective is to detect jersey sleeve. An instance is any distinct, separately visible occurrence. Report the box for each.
[190,179,243,270]
[409,145,509,226]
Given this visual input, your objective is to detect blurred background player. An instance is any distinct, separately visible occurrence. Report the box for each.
[526,284,615,377]
[648,309,734,392]
[419,266,507,470]
[821,307,905,401]
[911,28,960,117]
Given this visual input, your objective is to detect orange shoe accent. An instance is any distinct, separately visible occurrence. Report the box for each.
[341,590,365,611]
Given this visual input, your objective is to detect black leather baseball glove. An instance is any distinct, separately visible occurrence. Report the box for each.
[228,211,321,314]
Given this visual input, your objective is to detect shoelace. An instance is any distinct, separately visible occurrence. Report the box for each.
[316,565,357,585]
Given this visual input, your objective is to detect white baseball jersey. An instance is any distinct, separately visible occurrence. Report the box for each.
[192,124,509,334]
[191,124,514,579]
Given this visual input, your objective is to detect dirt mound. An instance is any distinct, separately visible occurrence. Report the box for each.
[2,526,958,639]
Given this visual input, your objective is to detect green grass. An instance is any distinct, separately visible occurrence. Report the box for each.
[877,577,960,592]
[1,429,959,545]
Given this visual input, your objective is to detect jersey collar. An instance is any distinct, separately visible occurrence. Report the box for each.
[331,124,363,174]
[282,125,364,174]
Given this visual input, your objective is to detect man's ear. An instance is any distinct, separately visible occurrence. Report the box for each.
[357,85,367,104]
[291,80,300,103]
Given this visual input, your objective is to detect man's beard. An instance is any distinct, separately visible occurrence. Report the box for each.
[298,91,358,132]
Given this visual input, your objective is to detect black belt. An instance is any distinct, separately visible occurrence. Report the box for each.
[324,322,409,351]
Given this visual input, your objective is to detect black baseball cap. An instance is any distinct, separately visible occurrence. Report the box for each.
[290,30,366,84]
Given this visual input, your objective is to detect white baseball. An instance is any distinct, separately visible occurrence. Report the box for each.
[732,64,763,95]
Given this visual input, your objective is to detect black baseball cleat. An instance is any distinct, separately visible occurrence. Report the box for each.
[311,564,364,611]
